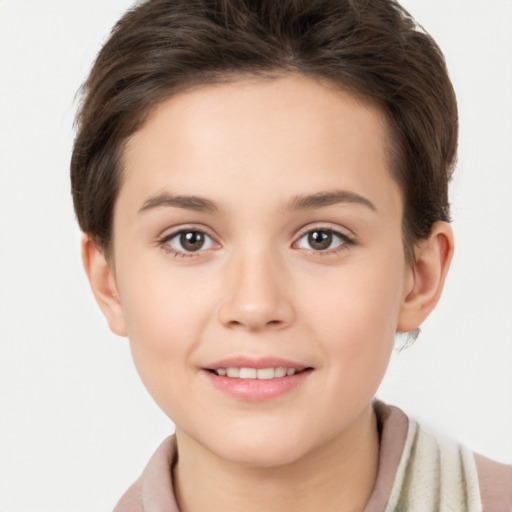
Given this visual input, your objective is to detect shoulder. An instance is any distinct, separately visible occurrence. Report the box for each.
[474,452,512,512]
[406,412,512,512]
[113,479,143,512]
[112,436,179,512]
[375,401,512,512]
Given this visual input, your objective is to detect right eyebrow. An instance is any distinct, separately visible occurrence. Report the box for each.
[286,189,377,213]
[138,192,218,214]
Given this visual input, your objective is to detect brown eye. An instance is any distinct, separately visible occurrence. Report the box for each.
[307,230,333,250]
[180,231,205,251]
[296,229,349,252]
[164,230,215,254]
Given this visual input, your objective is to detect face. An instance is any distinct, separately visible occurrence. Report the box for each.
[110,75,413,466]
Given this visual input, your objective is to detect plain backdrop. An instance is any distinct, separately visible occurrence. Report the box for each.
[0,1,511,511]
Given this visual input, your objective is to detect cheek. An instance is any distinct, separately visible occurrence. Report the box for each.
[305,258,405,384]
[118,252,212,336]
[115,258,211,386]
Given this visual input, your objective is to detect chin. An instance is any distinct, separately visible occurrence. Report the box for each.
[217,440,309,468]
[196,421,325,468]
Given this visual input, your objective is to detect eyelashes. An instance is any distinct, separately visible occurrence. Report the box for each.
[294,229,353,253]
[159,226,355,258]
[162,230,216,254]
[159,229,217,257]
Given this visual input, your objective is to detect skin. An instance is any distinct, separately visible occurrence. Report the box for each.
[83,74,454,512]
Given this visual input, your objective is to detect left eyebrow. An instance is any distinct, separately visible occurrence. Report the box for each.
[286,190,377,212]
[138,192,219,214]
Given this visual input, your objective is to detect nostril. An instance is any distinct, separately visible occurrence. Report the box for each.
[217,291,295,331]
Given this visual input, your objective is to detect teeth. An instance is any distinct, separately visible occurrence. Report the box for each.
[275,367,287,378]
[215,367,301,379]
[257,368,274,380]
[239,367,257,379]
[226,367,240,378]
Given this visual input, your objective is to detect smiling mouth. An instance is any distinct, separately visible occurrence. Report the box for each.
[207,367,311,379]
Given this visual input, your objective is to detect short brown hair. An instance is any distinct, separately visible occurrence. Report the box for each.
[71,0,458,259]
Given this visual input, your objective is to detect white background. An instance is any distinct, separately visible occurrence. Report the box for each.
[0,1,511,510]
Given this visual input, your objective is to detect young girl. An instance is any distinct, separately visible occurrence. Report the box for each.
[71,0,512,510]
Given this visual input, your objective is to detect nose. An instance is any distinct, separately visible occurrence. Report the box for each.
[217,249,295,332]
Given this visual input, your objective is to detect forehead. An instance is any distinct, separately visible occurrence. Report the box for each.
[119,74,401,219]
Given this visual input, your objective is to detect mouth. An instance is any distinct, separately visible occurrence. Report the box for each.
[206,367,310,379]
[203,359,314,401]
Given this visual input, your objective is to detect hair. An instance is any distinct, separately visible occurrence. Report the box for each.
[71,0,458,261]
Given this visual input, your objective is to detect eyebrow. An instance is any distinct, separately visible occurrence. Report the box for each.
[287,190,376,212]
[138,189,376,215]
[139,193,218,214]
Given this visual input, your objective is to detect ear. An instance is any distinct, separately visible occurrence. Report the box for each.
[397,221,454,333]
[81,235,127,337]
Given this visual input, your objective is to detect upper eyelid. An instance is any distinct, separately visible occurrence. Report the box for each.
[295,230,351,246]
[159,224,218,242]
[293,223,355,242]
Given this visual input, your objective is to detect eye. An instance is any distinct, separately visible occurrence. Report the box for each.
[296,228,351,252]
[161,229,216,255]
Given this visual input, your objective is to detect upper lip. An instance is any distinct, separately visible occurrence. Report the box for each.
[204,356,310,370]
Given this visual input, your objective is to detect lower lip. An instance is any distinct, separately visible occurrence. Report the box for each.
[203,369,313,401]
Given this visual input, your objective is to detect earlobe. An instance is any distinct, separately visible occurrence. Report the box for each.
[397,221,454,333]
[81,235,127,337]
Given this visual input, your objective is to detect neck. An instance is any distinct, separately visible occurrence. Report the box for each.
[173,404,380,512]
